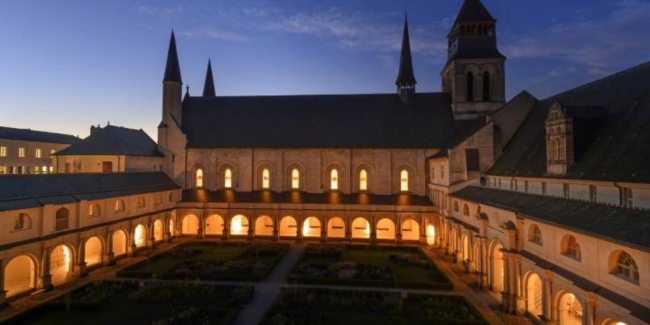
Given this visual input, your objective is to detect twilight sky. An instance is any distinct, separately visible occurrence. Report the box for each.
[1,0,649,139]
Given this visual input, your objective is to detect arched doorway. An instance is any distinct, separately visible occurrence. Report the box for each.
[4,255,36,297]
[492,242,504,293]
[134,224,146,248]
[279,216,297,237]
[401,219,420,241]
[84,237,103,267]
[181,214,199,235]
[351,217,370,239]
[112,230,127,257]
[205,215,224,235]
[255,216,274,237]
[558,292,583,325]
[302,217,321,238]
[376,218,396,240]
[50,245,73,285]
[526,273,543,318]
[426,225,436,246]
[153,220,164,241]
[327,217,346,238]
[230,215,249,236]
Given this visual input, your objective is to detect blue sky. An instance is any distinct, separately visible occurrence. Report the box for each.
[1,0,649,138]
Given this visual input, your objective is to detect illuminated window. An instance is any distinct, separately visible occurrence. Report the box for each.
[35,148,42,158]
[0,146,6,157]
[50,149,56,155]
[291,168,300,189]
[400,169,409,192]
[262,168,270,189]
[359,169,368,191]
[563,235,581,261]
[195,168,204,188]
[18,147,25,158]
[614,252,639,283]
[42,165,48,174]
[529,225,543,245]
[330,169,339,190]
[224,168,233,188]
[115,200,125,212]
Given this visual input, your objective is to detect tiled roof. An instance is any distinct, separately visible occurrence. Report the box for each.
[0,126,80,144]
[55,125,163,157]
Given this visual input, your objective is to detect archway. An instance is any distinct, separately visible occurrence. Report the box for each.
[426,224,436,246]
[50,245,72,285]
[255,215,274,237]
[205,215,224,236]
[462,235,470,262]
[279,216,297,237]
[492,242,504,293]
[327,217,345,238]
[153,220,164,241]
[4,255,36,297]
[84,237,103,267]
[230,215,249,236]
[302,217,321,238]
[401,218,420,241]
[526,273,543,318]
[351,217,370,239]
[134,224,146,248]
[558,292,583,325]
[181,214,199,235]
[376,218,396,240]
[112,230,127,257]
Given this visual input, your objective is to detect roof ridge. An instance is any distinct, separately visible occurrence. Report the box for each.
[188,92,446,99]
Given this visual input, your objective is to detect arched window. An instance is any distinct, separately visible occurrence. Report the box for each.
[563,235,581,261]
[14,213,30,230]
[88,204,101,217]
[224,168,233,188]
[614,252,639,283]
[330,169,339,190]
[262,168,270,189]
[462,204,470,216]
[483,71,490,101]
[454,201,459,212]
[466,72,474,102]
[400,169,409,192]
[136,197,146,209]
[291,168,300,190]
[55,208,69,231]
[115,200,125,212]
[195,168,204,188]
[557,140,565,160]
[529,225,543,245]
[551,140,559,160]
[359,169,368,191]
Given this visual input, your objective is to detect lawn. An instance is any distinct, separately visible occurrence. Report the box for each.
[117,241,289,281]
[260,288,487,325]
[288,244,452,289]
[1,281,254,325]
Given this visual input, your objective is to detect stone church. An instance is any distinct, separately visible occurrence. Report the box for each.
[0,0,648,324]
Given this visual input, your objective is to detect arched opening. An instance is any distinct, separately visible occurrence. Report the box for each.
[330,169,339,190]
[483,71,490,101]
[351,217,370,239]
[205,215,224,236]
[88,204,101,217]
[84,237,103,267]
[261,168,270,189]
[376,218,395,240]
[463,204,470,216]
[50,245,72,286]
[462,235,470,262]
[195,168,204,188]
[400,169,409,192]
[562,235,581,261]
[492,243,504,293]
[601,320,627,325]
[302,217,321,238]
[4,255,36,297]
[291,168,300,190]
[611,251,639,284]
[529,224,543,245]
[13,213,31,231]
[230,215,249,236]
[55,207,69,231]
[401,219,420,241]
[359,169,368,191]
[181,214,200,235]
[526,273,543,318]
[134,224,146,248]
[279,216,297,237]
[115,199,125,212]
[467,72,474,102]
[558,293,583,325]
[224,168,233,188]
[153,219,164,241]
[112,230,127,257]
[327,217,346,238]
[255,215,274,237]
[426,225,436,246]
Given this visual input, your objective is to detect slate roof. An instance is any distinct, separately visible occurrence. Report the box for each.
[454,0,496,23]
[55,125,163,157]
[488,62,650,183]
[451,186,650,251]
[182,92,471,148]
[183,189,433,207]
[0,172,179,212]
[0,126,80,144]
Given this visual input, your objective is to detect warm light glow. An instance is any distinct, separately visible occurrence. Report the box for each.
[134,225,145,247]
[230,215,248,235]
[302,217,321,237]
[262,168,270,189]
[169,219,174,235]
[351,218,370,239]
[359,169,368,191]
[291,168,300,189]
[330,169,339,190]
[224,168,233,188]
[426,225,436,246]
[196,168,204,188]
[400,169,409,192]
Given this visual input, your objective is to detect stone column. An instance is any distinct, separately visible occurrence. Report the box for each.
[222,215,231,240]
[369,216,377,245]
[39,247,53,291]
[0,259,7,307]
[76,237,87,278]
[395,216,403,244]
[272,215,279,241]
[248,217,255,241]
[296,216,303,242]
[104,229,115,266]
[514,257,526,315]
[344,217,352,242]
[320,216,327,244]
[501,254,511,311]
[583,293,596,325]
[419,216,427,244]
[541,271,557,325]
[197,213,205,240]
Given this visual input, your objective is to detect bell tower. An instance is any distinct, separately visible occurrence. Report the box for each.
[441,0,506,119]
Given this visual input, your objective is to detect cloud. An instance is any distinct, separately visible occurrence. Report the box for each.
[137,5,186,18]
[179,28,249,42]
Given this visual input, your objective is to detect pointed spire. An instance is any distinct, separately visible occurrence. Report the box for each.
[454,0,495,24]
[163,30,182,83]
[396,13,417,88]
[202,59,216,97]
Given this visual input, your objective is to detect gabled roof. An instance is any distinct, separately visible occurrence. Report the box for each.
[454,0,496,24]
[163,31,182,83]
[182,92,469,148]
[488,62,650,183]
[55,125,163,157]
[0,172,178,212]
[0,126,80,144]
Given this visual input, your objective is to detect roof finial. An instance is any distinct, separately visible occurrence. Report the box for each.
[202,59,216,97]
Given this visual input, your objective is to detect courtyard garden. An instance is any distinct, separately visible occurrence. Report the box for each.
[1,281,254,325]
[260,288,487,325]
[117,241,289,281]
[288,244,452,289]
